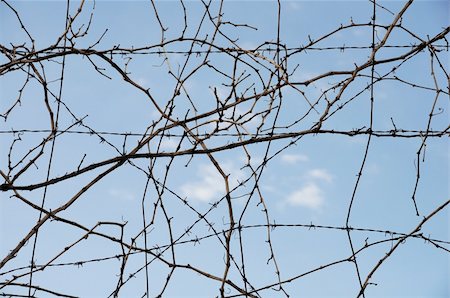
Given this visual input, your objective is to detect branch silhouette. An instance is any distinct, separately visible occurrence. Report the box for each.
[1,1,448,297]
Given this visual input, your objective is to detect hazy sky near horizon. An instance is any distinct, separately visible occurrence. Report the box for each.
[1,1,449,297]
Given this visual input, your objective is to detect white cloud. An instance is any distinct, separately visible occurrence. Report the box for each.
[280,153,309,164]
[283,168,334,210]
[286,183,324,210]
[180,162,244,202]
[308,169,333,183]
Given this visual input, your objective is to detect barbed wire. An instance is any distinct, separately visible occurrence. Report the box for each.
[0,128,449,137]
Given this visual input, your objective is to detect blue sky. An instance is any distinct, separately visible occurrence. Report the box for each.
[0,1,449,297]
